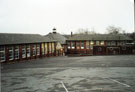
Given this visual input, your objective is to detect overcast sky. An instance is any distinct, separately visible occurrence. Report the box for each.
[0,0,134,35]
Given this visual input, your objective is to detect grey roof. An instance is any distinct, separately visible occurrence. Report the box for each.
[45,32,67,44]
[62,35,71,39]
[67,34,133,41]
[0,33,55,45]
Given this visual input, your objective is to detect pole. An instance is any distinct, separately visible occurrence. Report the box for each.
[134,0,135,42]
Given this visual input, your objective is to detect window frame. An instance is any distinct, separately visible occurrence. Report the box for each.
[41,43,45,55]
[15,46,19,59]
[52,43,54,53]
[96,41,100,45]
[100,41,104,46]
[22,45,26,58]
[45,43,48,54]
[33,44,36,56]
[86,41,90,49]
[37,44,40,56]
[76,42,80,49]
[81,42,84,49]
[8,46,14,60]
[0,46,5,62]
[27,45,31,57]
[111,41,116,46]
[107,41,111,46]
[67,42,71,49]
[49,43,52,53]
[71,42,75,49]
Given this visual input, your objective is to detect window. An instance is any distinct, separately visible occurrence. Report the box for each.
[81,42,84,49]
[90,41,94,50]
[52,43,55,53]
[76,42,80,49]
[107,42,111,46]
[67,42,71,49]
[100,41,104,45]
[71,42,75,49]
[0,46,5,62]
[22,45,26,58]
[27,45,31,57]
[8,46,14,60]
[111,41,115,46]
[37,44,40,55]
[33,44,36,56]
[41,43,45,55]
[90,45,93,49]
[49,43,52,53]
[86,41,90,49]
[96,41,100,45]
[90,41,94,45]
[15,46,19,59]
[117,42,120,46]
[120,42,124,45]
[45,43,48,54]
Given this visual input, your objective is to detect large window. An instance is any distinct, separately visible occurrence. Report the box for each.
[22,45,26,58]
[100,41,104,45]
[49,43,52,53]
[52,43,55,53]
[117,42,120,46]
[107,42,111,46]
[90,41,94,49]
[41,43,45,55]
[27,45,31,57]
[90,41,94,45]
[67,42,71,49]
[9,46,14,60]
[86,41,90,49]
[90,45,93,50]
[33,44,36,56]
[37,44,40,55]
[76,42,80,49]
[81,42,84,49]
[71,42,75,49]
[111,41,116,46]
[15,46,19,59]
[45,43,48,54]
[96,41,100,45]
[0,46,5,62]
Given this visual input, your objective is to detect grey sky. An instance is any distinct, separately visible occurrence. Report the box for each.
[0,0,134,35]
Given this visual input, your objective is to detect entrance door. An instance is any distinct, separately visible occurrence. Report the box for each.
[107,47,120,55]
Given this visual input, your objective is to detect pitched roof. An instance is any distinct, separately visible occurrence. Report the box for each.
[62,35,71,39]
[45,32,67,44]
[0,33,55,45]
[67,34,133,41]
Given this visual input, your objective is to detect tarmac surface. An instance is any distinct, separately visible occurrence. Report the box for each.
[1,55,135,92]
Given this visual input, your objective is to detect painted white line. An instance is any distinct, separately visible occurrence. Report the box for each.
[109,79,131,87]
[61,81,69,92]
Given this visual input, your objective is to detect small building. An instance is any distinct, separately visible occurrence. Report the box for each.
[45,28,67,56]
[0,33,57,63]
[66,34,134,55]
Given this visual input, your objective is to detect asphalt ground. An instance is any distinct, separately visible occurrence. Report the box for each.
[1,55,135,92]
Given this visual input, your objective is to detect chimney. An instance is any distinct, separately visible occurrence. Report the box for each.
[53,27,56,34]
[71,31,73,37]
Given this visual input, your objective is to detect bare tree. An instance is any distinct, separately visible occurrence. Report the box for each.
[75,28,97,34]
[106,25,125,34]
